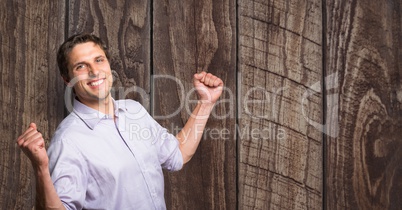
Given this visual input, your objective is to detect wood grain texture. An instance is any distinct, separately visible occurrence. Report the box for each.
[2,0,402,209]
[325,0,402,209]
[68,0,151,109]
[153,0,237,209]
[0,0,65,209]
[238,0,323,209]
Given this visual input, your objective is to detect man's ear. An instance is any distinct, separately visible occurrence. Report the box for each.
[62,75,72,86]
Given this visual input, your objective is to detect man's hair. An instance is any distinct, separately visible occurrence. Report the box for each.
[57,33,109,80]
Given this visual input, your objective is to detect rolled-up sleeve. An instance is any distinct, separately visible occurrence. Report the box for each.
[48,138,88,210]
[124,99,184,172]
[155,128,183,171]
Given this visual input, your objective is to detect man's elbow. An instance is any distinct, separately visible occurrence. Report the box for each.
[179,146,194,164]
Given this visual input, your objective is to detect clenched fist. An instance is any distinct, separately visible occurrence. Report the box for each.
[16,123,49,169]
[193,71,224,104]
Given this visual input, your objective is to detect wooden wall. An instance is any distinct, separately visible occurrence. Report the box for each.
[153,1,237,209]
[0,0,400,209]
[238,0,323,209]
[0,1,65,209]
[325,0,402,209]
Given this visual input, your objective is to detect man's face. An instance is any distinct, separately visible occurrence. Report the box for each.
[66,42,113,105]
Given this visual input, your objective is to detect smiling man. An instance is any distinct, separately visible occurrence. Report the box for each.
[17,34,223,210]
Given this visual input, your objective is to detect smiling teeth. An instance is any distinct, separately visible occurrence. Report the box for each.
[89,79,104,86]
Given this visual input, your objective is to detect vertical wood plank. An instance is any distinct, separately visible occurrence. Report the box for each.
[153,0,237,209]
[0,0,65,209]
[325,0,402,209]
[238,0,323,209]
[68,0,151,109]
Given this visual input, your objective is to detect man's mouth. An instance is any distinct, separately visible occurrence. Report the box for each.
[88,79,105,86]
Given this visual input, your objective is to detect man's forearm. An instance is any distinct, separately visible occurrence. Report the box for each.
[34,165,65,210]
[176,102,215,163]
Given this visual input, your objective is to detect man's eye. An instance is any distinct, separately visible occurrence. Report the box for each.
[96,58,104,62]
[76,64,86,70]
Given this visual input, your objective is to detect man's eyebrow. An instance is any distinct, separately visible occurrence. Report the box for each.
[71,55,106,67]
[71,61,85,68]
[95,55,106,60]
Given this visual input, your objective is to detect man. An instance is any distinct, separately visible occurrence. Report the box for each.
[16,34,223,209]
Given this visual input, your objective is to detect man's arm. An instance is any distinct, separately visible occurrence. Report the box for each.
[176,72,223,164]
[17,123,65,210]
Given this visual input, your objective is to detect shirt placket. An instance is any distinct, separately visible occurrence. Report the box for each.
[115,110,160,209]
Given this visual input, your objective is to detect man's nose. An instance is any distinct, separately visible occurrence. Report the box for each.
[88,65,99,76]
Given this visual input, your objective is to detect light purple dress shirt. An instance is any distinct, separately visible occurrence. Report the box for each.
[47,98,183,210]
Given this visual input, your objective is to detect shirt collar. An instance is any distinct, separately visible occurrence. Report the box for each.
[73,98,126,130]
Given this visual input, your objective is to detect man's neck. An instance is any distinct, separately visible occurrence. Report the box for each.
[77,96,114,115]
